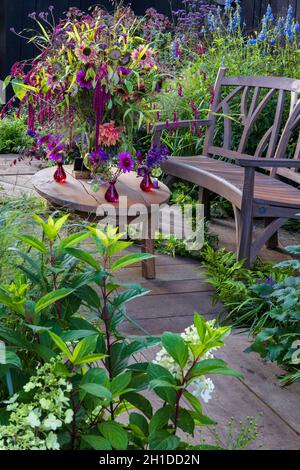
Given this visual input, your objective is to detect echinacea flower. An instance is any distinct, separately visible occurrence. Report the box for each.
[75,43,97,64]
[76,70,93,90]
[118,151,134,173]
[131,45,154,69]
[98,121,122,147]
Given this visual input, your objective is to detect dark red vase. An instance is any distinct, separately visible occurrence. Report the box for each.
[54,162,67,184]
[105,181,119,203]
[140,173,153,192]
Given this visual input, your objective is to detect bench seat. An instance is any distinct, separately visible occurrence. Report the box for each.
[162,156,300,211]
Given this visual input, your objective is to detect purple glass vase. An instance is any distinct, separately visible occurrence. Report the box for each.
[105,181,119,203]
[54,162,67,184]
[140,173,153,192]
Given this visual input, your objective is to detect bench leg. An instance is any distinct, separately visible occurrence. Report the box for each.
[233,206,241,248]
[199,187,211,220]
[265,217,279,249]
[238,214,253,268]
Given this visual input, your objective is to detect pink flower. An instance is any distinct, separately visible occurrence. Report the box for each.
[98,121,123,147]
[75,44,97,64]
[131,45,154,69]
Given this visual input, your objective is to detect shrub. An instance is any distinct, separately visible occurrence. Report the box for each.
[0,117,32,154]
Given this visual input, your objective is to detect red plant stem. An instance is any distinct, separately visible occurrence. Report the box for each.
[174,355,201,431]
[100,255,115,420]
[49,240,62,320]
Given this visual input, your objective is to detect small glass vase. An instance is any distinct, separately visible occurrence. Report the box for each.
[54,162,67,184]
[140,173,153,192]
[105,181,119,203]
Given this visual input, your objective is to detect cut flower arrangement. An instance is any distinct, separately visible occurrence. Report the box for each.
[4,5,169,193]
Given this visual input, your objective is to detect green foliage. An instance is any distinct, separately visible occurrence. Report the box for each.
[0,214,242,449]
[203,245,300,383]
[0,117,32,154]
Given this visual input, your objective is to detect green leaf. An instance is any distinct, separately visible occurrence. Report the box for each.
[161,332,189,369]
[194,314,206,343]
[122,392,153,419]
[111,253,154,272]
[64,248,101,271]
[111,371,132,397]
[189,359,243,380]
[149,431,180,450]
[99,422,128,450]
[82,435,112,450]
[177,408,195,435]
[149,407,172,435]
[59,231,90,249]
[18,235,48,254]
[72,335,98,363]
[4,351,21,369]
[107,241,133,257]
[129,413,149,438]
[35,288,74,313]
[88,227,109,248]
[80,383,112,401]
[183,390,202,415]
[47,331,73,362]
[54,214,70,232]
[75,354,106,366]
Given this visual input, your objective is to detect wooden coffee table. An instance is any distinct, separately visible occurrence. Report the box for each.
[32,165,170,279]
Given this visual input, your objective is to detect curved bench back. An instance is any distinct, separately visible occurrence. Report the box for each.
[204,68,300,184]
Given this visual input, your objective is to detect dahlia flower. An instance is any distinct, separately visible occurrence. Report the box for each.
[98,121,122,147]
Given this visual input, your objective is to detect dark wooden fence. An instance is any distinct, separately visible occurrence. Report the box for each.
[1,0,300,83]
[0,0,182,82]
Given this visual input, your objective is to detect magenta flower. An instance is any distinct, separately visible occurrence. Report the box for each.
[76,70,92,90]
[89,148,109,169]
[118,151,134,173]
[37,133,52,146]
[117,66,131,77]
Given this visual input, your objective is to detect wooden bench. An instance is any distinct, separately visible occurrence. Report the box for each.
[154,68,300,266]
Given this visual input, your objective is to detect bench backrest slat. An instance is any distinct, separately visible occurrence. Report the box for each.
[204,68,300,184]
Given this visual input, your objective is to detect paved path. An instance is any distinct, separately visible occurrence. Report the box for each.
[1,154,300,449]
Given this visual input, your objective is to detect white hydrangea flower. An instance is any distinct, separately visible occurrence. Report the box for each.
[0,356,73,450]
[43,414,62,431]
[64,409,74,424]
[23,382,36,393]
[192,377,215,403]
[4,394,19,405]
[26,411,41,428]
[46,432,60,451]
[154,321,221,404]
[39,398,51,410]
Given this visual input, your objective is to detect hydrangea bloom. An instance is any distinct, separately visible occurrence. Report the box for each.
[0,357,73,450]
[154,321,218,403]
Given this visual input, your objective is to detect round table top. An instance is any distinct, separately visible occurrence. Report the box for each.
[32,165,170,214]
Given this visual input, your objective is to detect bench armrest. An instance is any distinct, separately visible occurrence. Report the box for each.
[237,158,300,169]
[153,119,213,132]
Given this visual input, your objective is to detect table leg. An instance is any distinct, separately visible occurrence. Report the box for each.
[142,238,156,280]
[141,210,157,280]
